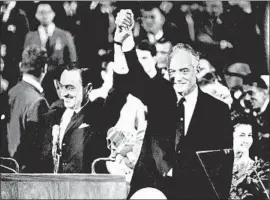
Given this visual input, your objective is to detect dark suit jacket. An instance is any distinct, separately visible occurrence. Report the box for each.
[125,49,233,199]
[40,78,128,173]
[6,81,49,172]
[0,6,29,87]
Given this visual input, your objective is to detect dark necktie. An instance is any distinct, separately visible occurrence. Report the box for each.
[175,97,185,151]
[45,35,51,56]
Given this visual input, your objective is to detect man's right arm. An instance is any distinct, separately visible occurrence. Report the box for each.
[114,15,155,105]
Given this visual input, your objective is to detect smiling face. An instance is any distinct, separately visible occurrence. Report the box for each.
[233,124,253,153]
[59,69,83,110]
[243,84,268,111]
[168,49,198,96]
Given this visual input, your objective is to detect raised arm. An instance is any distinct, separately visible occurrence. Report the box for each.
[113,10,157,105]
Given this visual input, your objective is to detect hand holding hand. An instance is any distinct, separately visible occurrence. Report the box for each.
[114,9,134,44]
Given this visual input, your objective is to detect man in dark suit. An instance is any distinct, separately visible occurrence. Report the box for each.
[135,2,190,46]
[40,64,128,173]
[114,10,233,199]
[0,1,29,88]
[6,45,49,173]
[24,2,77,105]
[242,75,269,162]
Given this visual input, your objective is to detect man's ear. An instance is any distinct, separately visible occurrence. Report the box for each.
[84,83,93,95]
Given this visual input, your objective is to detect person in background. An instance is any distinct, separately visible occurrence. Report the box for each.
[155,37,172,80]
[242,75,269,162]
[0,1,29,88]
[24,2,77,105]
[230,117,269,200]
[197,59,233,107]
[6,45,49,173]
[134,2,190,46]
[0,58,10,159]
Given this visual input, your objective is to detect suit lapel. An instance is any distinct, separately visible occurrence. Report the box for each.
[35,31,42,48]
[64,110,84,137]
[184,90,205,145]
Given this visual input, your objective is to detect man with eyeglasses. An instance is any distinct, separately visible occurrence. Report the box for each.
[114,10,233,199]
[40,63,127,173]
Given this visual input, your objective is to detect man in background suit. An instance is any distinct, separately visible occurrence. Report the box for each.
[0,1,29,88]
[40,64,128,173]
[6,45,49,173]
[114,10,233,199]
[24,2,77,105]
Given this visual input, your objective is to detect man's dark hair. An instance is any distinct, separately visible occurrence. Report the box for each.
[20,45,47,77]
[232,116,253,129]
[243,74,268,89]
[136,40,157,56]
[65,62,92,88]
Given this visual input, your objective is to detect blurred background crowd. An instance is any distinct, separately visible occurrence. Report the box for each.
[0,1,269,199]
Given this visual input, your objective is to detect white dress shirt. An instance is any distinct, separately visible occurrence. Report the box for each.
[38,23,55,49]
[176,86,199,135]
[22,74,44,93]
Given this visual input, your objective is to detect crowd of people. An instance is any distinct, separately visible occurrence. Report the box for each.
[0,1,269,200]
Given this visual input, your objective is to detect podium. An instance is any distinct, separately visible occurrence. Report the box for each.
[1,174,127,199]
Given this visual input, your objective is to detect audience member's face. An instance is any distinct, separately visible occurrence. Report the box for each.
[197,59,215,82]
[224,74,243,92]
[59,69,83,110]
[168,50,198,96]
[233,124,253,153]
[206,1,223,17]
[155,41,172,69]
[36,4,55,26]
[141,8,165,35]
[136,49,156,75]
[243,84,268,111]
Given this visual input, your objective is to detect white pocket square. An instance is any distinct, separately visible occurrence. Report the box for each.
[79,123,89,129]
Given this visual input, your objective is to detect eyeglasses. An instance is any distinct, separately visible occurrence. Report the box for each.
[55,80,76,92]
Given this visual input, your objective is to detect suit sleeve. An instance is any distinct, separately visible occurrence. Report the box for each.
[93,74,129,132]
[218,103,234,199]
[65,32,77,62]
[24,32,31,49]
[124,49,154,106]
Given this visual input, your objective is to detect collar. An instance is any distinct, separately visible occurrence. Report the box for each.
[259,97,269,114]
[176,85,199,105]
[38,23,56,37]
[147,29,164,44]
[22,74,43,93]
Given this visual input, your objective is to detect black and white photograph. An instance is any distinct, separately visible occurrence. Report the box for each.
[0,1,269,199]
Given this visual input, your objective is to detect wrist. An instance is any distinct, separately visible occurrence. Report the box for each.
[114,40,123,46]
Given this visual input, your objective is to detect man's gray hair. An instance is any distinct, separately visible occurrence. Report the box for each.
[166,43,200,71]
